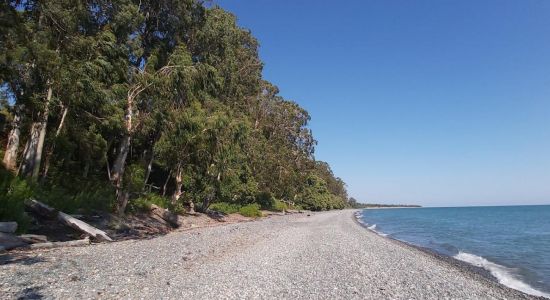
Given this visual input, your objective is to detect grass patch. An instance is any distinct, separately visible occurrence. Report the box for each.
[209,202,241,214]
[130,193,170,213]
[271,200,288,212]
[239,203,262,218]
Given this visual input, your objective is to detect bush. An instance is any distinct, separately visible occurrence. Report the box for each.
[239,203,262,218]
[0,167,32,232]
[209,202,241,214]
[256,191,275,210]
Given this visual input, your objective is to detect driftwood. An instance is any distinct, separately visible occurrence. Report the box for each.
[25,199,113,242]
[24,199,57,218]
[0,232,28,250]
[150,205,180,228]
[0,222,18,233]
[29,237,90,250]
[57,212,112,242]
[19,234,48,244]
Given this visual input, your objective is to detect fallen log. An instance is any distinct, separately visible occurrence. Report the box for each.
[28,237,90,250]
[0,232,28,250]
[150,205,180,228]
[24,199,57,218]
[0,222,17,233]
[19,234,48,244]
[25,199,113,242]
[57,212,113,242]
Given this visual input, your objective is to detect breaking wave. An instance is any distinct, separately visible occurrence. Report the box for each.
[454,252,550,298]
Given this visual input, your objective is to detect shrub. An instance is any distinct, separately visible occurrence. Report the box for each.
[256,191,275,210]
[0,167,32,232]
[239,203,262,218]
[209,202,241,214]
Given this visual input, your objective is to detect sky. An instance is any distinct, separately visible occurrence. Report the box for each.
[215,0,550,207]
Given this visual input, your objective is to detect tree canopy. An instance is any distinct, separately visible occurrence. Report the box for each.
[1,0,352,218]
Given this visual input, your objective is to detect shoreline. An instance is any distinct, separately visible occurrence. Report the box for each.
[352,210,548,299]
[0,209,544,299]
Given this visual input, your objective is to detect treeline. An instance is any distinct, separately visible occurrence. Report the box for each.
[0,0,351,223]
[348,198,421,209]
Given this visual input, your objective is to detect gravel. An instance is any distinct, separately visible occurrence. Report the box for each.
[0,210,539,299]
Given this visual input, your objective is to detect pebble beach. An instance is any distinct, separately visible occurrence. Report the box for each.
[0,210,540,299]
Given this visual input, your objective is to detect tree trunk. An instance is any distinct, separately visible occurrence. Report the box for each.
[111,134,130,183]
[171,164,183,206]
[112,95,133,214]
[2,111,21,172]
[21,86,53,178]
[20,123,41,177]
[143,149,154,187]
[116,190,129,216]
[82,161,90,178]
[162,169,172,196]
[32,86,52,178]
[187,200,195,214]
[41,105,68,180]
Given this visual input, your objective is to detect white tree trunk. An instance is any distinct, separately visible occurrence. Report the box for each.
[111,95,134,214]
[20,122,41,176]
[32,86,52,177]
[42,105,68,180]
[143,148,154,186]
[21,86,52,178]
[111,134,130,183]
[171,164,183,205]
[2,112,21,171]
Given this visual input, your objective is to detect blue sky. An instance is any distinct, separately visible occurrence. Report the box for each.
[216,0,550,207]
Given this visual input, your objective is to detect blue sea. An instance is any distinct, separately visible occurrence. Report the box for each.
[357,205,550,298]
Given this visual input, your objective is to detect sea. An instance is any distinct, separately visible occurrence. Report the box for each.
[357,205,550,298]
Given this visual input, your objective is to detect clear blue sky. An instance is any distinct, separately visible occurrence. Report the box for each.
[216,0,550,207]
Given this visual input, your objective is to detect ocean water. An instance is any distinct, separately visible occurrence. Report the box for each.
[357,205,550,298]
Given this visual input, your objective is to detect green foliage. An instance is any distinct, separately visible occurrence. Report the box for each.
[0,167,32,232]
[297,175,348,211]
[272,200,288,212]
[238,204,262,218]
[36,180,115,214]
[0,1,349,217]
[130,193,170,213]
[123,164,146,195]
[209,202,241,214]
[256,191,276,210]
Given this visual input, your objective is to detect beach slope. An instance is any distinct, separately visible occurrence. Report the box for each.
[0,210,537,299]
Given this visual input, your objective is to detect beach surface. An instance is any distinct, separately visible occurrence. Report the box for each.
[0,210,538,299]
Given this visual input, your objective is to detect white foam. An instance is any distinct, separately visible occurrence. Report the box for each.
[454,252,550,298]
[365,224,389,237]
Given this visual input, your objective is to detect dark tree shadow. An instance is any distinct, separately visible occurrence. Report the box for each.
[0,254,46,266]
[206,210,227,222]
[17,286,44,300]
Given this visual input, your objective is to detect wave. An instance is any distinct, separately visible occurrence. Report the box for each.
[454,252,550,298]
[366,224,389,237]
[355,213,389,237]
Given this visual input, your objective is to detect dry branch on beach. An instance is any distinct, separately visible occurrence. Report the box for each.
[24,199,113,242]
